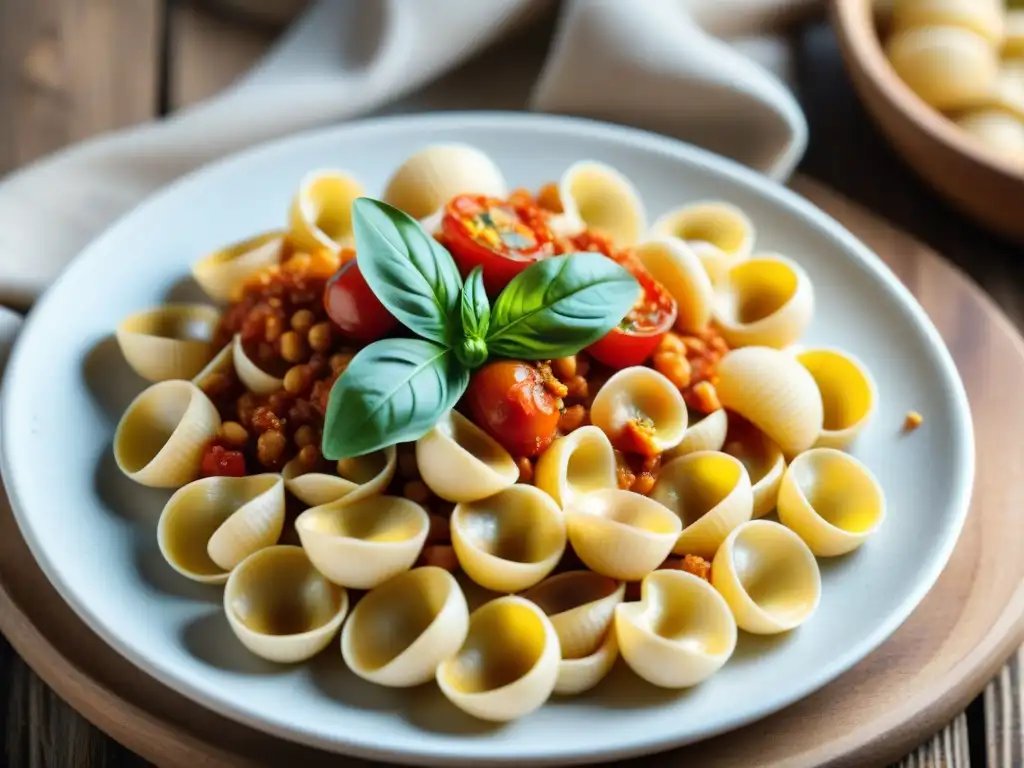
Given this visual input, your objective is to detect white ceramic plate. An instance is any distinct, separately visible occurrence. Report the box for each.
[1,113,973,766]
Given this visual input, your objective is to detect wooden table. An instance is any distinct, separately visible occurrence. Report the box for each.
[0,1,1019,766]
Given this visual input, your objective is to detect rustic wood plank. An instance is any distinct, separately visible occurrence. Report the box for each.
[0,0,161,174]
[168,0,288,109]
[893,714,971,767]
[986,648,1023,768]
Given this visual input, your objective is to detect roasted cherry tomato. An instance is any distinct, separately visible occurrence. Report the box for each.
[587,252,678,369]
[441,194,557,295]
[323,258,398,342]
[464,360,561,458]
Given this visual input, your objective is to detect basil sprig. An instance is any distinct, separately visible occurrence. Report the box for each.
[322,198,640,460]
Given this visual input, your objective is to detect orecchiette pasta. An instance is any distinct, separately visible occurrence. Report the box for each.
[796,348,877,450]
[437,596,561,722]
[451,485,566,593]
[158,473,285,583]
[650,451,754,558]
[108,147,889,721]
[712,255,814,350]
[116,304,220,382]
[295,495,430,589]
[191,231,285,302]
[288,169,364,254]
[534,426,618,509]
[715,346,824,456]
[565,489,682,581]
[282,445,396,507]
[711,520,821,634]
[224,545,349,663]
[382,143,508,221]
[521,571,625,695]
[633,237,713,333]
[341,566,469,687]
[616,570,737,688]
[777,448,886,556]
[416,410,519,502]
[650,201,755,284]
[589,367,688,455]
[554,160,647,246]
[113,380,221,488]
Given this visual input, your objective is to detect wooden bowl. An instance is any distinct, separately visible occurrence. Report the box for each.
[831,0,1024,243]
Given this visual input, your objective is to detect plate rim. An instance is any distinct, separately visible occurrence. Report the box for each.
[0,111,976,766]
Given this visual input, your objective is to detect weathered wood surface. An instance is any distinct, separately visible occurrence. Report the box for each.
[0,1,1020,766]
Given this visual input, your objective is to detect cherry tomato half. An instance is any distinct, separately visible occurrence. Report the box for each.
[323,257,398,342]
[441,194,557,295]
[464,360,561,458]
[586,252,678,369]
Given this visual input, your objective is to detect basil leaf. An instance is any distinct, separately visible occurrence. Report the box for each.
[460,266,490,340]
[352,197,462,346]
[321,338,469,460]
[486,253,640,359]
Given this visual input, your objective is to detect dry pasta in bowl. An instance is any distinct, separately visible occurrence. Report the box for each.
[109,143,894,723]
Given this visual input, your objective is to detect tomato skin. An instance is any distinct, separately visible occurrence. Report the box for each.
[465,361,561,458]
[587,256,677,369]
[201,444,246,477]
[323,259,398,342]
[441,194,555,295]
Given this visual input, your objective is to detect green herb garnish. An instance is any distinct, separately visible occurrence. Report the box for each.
[321,198,639,460]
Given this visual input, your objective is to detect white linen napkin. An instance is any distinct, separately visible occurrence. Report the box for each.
[0,0,818,313]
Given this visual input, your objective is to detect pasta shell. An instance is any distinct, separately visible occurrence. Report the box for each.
[115,304,220,382]
[955,108,1024,158]
[191,231,285,303]
[231,333,283,395]
[282,446,396,507]
[113,380,221,488]
[554,160,647,247]
[633,237,713,333]
[287,169,365,254]
[997,57,1024,119]
[715,346,824,457]
[663,408,729,460]
[554,625,618,696]
[451,485,566,593]
[712,254,814,350]
[650,451,754,558]
[564,489,682,581]
[796,348,877,450]
[520,570,625,659]
[416,410,518,502]
[224,545,348,663]
[157,474,285,583]
[295,495,429,589]
[650,201,755,284]
[615,570,737,688]
[892,0,1004,45]
[1007,11,1024,57]
[382,144,507,220]
[723,427,786,519]
[340,566,469,687]
[436,596,560,722]
[776,448,886,556]
[589,367,688,455]
[192,341,234,392]
[534,426,618,509]
[711,520,821,634]
[886,25,999,111]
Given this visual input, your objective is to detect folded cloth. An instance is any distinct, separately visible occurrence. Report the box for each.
[0,0,818,310]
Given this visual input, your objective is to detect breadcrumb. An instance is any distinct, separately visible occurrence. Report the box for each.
[903,411,923,432]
